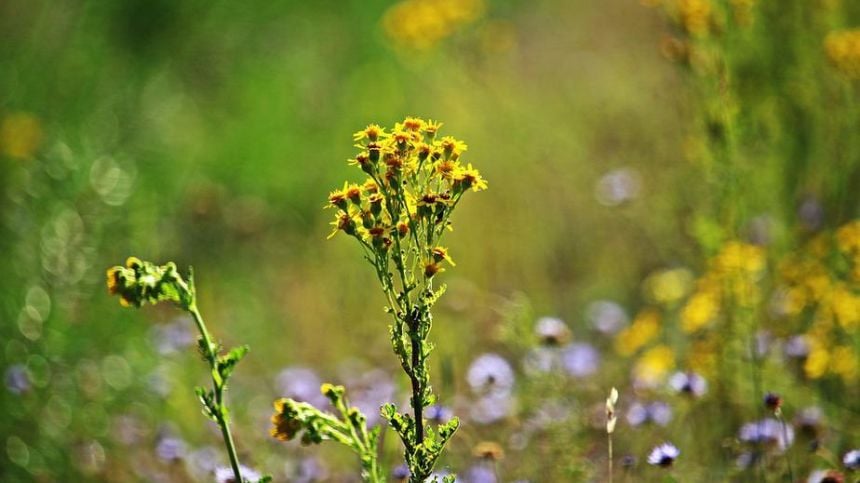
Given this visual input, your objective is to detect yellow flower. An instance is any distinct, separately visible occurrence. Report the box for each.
[830,283,860,329]
[836,220,860,255]
[804,335,830,379]
[681,289,719,332]
[677,0,712,37]
[644,268,693,305]
[825,30,860,79]
[453,163,488,192]
[712,241,765,278]
[615,308,660,356]
[353,124,386,143]
[831,346,858,382]
[327,182,350,210]
[439,136,468,159]
[633,345,675,387]
[431,246,456,266]
[424,120,443,138]
[270,399,302,441]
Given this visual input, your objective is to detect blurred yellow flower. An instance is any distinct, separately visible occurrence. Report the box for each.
[712,241,765,278]
[644,267,694,305]
[830,346,858,382]
[615,308,660,356]
[836,220,860,255]
[633,345,675,386]
[382,0,486,51]
[0,112,43,159]
[681,289,719,332]
[830,284,860,329]
[677,0,712,37]
[804,335,830,379]
[825,29,860,79]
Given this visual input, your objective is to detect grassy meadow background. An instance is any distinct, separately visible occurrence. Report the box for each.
[1,0,859,481]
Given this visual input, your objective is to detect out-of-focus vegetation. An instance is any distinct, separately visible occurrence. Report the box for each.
[1,0,858,481]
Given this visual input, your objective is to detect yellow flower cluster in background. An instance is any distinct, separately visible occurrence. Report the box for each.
[774,221,860,383]
[825,29,860,79]
[382,0,486,50]
[677,0,712,37]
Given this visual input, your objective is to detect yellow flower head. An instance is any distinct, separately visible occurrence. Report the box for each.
[615,308,660,356]
[353,124,387,143]
[633,345,675,387]
[453,163,488,192]
[825,30,860,79]
[270,399,302,441]
[431,246,456,266]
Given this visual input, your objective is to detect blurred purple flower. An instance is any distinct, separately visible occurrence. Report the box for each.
[347,368,395,426]
[392,464,410,480]
[784,335,810,358]
[5,364,30,395]
[534,316,569,345]
[467,353,515,396]
[799,196,824,231]
[626,401,672,427]
[587,300,629,335]
[464,464,497,483]
[215,464,260,483]
[736,451,761,470]
[276,367,328,408]
[844,449,860,470]
[595,168,641,207]
[561,343,600,378]
[470,392,515,425]
[426,404,454,424]
[668,371,708,397]
[739,418,794,452]
[187,446,221,477]
[522,347,561,375]
[647,442,680,467]
[294,457,328,483]
[150,317,195,355]
[155,435,187,461]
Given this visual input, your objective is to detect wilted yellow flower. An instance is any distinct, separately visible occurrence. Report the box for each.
[0,112,43,159]
[633,345,675,386]
[615,308,660,356]
[825,30,860,79]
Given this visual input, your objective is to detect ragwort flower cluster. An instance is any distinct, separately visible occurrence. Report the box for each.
[272,118,486,483]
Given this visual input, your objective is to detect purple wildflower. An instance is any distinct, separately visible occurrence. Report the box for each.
[560,342,600,377]
[647,442,680,467]
[467,353,515,396]
[587,300,629,335]
[668,371,708,397]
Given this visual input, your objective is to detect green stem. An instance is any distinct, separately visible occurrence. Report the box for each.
[608,432,614,483]
[189,305,244,483]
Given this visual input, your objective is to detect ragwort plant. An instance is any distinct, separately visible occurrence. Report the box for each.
[106,258,266,483]
[270,117,487,482]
